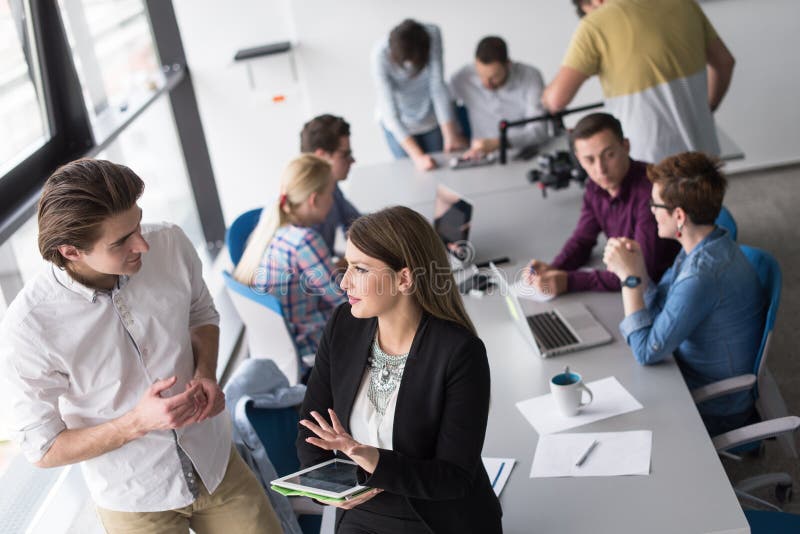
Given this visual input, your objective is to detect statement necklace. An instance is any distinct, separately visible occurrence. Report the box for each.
[366,334,409,416]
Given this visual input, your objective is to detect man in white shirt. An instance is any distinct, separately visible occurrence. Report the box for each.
[0,159,280,533]
[450,36,548,159]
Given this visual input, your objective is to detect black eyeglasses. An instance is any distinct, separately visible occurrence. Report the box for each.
[649,199,673,210]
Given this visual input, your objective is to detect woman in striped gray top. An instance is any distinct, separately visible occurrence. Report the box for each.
[371,19,465,171]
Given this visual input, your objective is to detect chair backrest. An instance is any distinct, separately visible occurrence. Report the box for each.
[245,402,324,534]
[227,207,263,265]
[716,205,738,241]
[739,245,782,383]
[245,402,302,477]
[745,510,800,533]
[222,270,300,385]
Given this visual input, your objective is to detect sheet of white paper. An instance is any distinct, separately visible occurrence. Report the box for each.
[511,279,555,302]
[482,457,516,496]
[530,431,652,478]
[516,376,643,435]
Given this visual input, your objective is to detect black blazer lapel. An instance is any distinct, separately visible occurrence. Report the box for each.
[338,317,378,432]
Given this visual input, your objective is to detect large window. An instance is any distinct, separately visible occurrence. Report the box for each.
[96,94,211,268]
[0,1,224,529]
[57,0,165,132]
[0,0,49,176]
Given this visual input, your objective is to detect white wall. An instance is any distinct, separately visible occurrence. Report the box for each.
[174,0,800,222]
[701,0,800,172]
[172,0,307,224]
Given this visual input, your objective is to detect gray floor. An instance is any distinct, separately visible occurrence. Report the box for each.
[718,163,800,511]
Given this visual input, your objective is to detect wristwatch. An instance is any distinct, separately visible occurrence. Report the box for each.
[622,275,642,288]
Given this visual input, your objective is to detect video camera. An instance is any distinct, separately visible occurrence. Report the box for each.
[498,102,602,198]
[526,150,587,198]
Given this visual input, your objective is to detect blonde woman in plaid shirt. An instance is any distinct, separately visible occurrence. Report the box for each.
[234,155,346,378]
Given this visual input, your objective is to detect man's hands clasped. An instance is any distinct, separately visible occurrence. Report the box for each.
[129,374,225,438]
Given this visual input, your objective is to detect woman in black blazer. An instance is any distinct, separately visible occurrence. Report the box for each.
[296,206,502,534]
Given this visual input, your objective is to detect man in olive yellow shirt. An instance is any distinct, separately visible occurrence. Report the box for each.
[544,0,735,163]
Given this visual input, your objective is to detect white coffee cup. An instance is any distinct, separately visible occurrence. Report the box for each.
[550,370,593,417]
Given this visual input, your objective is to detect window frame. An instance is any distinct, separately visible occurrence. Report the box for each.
[0,0,225,255]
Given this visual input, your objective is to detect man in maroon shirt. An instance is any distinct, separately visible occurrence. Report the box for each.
[526,113,679,294]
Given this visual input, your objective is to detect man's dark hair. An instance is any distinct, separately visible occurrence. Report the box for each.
[570,112,625,145]
[300,114,351,153]
[389,19,430,75]
[475,36,509,64]
[572,0,588,18]
[38,158,145,268]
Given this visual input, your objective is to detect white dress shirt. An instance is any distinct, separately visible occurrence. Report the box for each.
[0,223,231,512]
[449,61,548,148]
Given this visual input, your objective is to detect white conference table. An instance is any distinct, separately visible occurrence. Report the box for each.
[343,156,749,534]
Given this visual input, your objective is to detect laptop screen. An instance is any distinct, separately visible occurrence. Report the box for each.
[434,185,473,256]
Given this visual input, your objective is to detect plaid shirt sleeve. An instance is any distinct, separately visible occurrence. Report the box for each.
[295,231,346,308]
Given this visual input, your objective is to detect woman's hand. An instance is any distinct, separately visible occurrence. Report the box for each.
[412,153,437,171]
[316,488,384,510]
[603,238,647,281]
[300,409,380,474]
[442,121,467,153]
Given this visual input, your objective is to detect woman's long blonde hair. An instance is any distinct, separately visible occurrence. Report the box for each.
[347,206,477,336]
[233,154,332,284]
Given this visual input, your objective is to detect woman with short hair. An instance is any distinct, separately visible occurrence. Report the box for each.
[603,152,765,436]
[296,206,502,534]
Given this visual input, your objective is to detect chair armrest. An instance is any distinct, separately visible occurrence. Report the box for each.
[712,416,800,452]
[691,374,756,404]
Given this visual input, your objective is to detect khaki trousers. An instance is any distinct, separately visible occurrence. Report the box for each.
[96,447,281,534]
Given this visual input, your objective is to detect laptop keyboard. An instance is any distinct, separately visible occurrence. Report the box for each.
[527,311,579,351]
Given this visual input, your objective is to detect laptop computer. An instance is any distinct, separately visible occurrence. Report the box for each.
[433,184,474,271]
[489,262,613,358]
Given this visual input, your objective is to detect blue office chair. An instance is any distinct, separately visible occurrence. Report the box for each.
[712,416,800,510]
[224,207,306,384]
[715,205,738,241]
[246,402,322,534]
[222,271,302,385]
[693,246,797,509]
[745,510,800,533]
[227,207,263,265]
[691,246,785,423]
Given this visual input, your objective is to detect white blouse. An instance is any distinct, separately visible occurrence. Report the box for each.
[349,369,401,450]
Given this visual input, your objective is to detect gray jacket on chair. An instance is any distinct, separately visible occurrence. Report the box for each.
[224,358,307,534]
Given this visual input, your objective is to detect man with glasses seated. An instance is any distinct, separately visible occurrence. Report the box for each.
[301,114,361,255]
[525,112,679,296]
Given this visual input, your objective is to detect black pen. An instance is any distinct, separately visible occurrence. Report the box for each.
[475,257,510,268]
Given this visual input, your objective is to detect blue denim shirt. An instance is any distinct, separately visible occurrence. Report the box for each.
[312,184,360,253]
[619,227,765,416]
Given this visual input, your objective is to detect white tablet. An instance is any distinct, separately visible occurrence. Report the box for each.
[271,459,368,500]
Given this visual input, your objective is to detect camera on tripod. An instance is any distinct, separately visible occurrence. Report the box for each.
[526,150,587,197]
[498,102,603,198]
